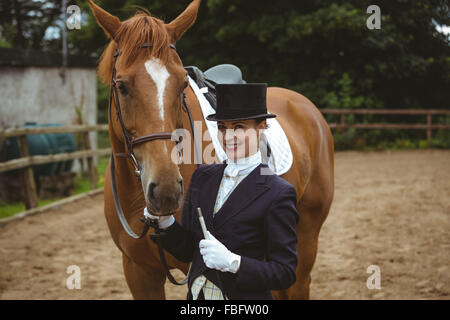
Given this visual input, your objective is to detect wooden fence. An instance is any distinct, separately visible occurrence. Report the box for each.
[321,109,450,142]
[0,124,110,209]
[1,109,449,211]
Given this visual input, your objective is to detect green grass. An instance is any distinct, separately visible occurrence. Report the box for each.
[96,156,109,188]
[0,198,62,219]
[74,175,92,195]
[0,200,25,218]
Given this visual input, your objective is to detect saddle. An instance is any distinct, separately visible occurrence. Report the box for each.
[185,64,246,111]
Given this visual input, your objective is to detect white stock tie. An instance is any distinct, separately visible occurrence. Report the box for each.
[214,151,262,215]
[223,150,262,178]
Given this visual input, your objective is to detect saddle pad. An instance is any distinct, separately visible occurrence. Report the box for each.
[188,76,293,176]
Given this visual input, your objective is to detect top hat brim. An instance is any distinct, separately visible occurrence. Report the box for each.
[206,113,276,122]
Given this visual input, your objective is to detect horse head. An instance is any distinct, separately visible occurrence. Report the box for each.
[87,0,201,215]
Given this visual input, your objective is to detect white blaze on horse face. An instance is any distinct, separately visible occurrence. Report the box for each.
[144,58,170,127]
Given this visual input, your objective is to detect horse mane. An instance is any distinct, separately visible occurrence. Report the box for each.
[98,11,171,85]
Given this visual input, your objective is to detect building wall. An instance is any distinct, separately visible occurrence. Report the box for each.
[0,66,98,169]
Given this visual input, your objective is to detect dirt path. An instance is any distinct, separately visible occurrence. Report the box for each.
[0,150,449,299]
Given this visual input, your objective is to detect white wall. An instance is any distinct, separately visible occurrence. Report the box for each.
[0,66,98,170]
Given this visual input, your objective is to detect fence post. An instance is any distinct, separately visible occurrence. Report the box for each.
[341,114,346,125]
[18,135,39,209]
[83,131,97,189]
[339,113,346,133]
[427,112,432,145]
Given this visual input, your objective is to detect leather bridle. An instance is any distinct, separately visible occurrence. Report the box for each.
[110,43,183,178]
[109,42,198,286]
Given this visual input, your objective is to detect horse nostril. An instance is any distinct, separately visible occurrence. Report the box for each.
[148,182,160,210]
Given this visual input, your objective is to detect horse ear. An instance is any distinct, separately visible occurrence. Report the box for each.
[166,0,201,43]
[87,0,122,39]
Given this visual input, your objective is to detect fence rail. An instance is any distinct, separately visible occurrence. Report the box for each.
[0,149,111,173]
[321,109,450,141]
[2,124,108,137]
[1,110,449,211]
[0,124,110,210]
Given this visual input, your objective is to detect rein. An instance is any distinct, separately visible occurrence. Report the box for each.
[108,42,199,286]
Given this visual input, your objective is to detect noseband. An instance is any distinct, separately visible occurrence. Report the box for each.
[109,42,198,286]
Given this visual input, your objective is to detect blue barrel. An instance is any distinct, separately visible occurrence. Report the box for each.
[3,122,77,176]
[40,123,77,174]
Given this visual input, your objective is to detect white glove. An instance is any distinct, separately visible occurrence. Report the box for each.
[143,207,175,229]
[199,231,241,273]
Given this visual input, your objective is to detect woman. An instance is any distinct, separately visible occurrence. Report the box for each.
[146,83,299,300]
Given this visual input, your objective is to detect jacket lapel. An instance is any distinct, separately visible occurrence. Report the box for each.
[197,163,226,232]
[212,163,271,231]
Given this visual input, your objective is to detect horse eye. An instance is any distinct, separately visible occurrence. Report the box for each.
[117,81,128,95]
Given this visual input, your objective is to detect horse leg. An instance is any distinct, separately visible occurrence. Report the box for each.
[122,253,166,300]
[288,179,333,299]
[275,173,333,299]
[273,208,321,300]
[290,210,322,299]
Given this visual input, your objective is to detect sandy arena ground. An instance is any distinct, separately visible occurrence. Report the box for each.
[0,149,449,299]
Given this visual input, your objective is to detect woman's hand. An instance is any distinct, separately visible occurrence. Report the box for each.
[199,231,241,273]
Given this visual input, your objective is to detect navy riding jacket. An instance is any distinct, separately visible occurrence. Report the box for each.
[156,162,299,300]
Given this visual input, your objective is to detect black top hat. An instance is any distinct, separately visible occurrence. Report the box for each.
[206,83,276,122]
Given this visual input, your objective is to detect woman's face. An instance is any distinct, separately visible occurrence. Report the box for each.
[217,119,266,161]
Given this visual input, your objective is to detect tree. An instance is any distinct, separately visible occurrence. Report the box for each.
[0,0,64,50]
[4,0,448,110]
[2,0,449,134]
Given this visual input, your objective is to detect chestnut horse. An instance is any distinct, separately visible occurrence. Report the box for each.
[88,0,334,299]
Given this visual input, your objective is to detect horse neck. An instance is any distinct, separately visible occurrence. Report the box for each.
[109,123,146,213]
